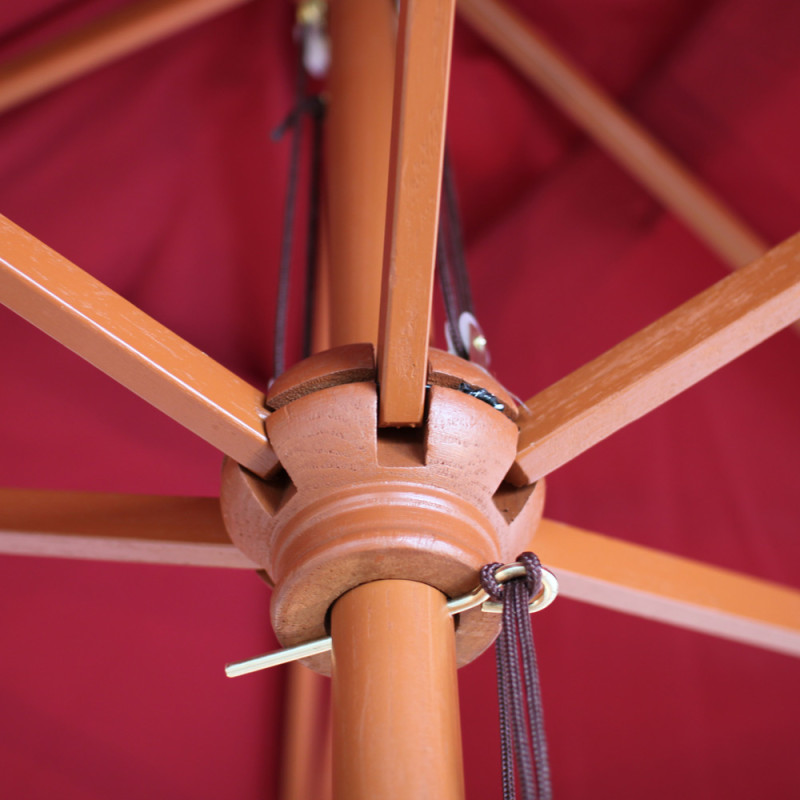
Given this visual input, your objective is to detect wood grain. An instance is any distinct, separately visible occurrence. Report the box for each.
[377,0,456,426]
[536,518,800,658]
[331,581,465,800]
[0,488,255,568]
[456,0,768,270]
[221,367,544,673]
[511,231,800,485]
[0,214,278,477]
[324,0,395,348]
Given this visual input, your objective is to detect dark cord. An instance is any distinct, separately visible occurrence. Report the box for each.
[481,554,552,800]
[436,149,477,358]
[272,52,307,379]
[437,211,468,358]
[272,53,326,377]
[443,150,474,316]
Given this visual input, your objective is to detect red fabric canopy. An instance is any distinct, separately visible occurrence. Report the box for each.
[0,1,798,797]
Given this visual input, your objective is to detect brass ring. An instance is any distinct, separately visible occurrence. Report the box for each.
[444,562,559,618]
[481,563,559,615]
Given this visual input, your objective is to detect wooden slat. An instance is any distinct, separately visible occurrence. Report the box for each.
[0,0,251,115]
[377,0,456,426]
[510,231,800,485]
[0,215,278,477]
[456,0,768,270]
[536,518,800,658]
[324,0,395,348]
[0,488,255,568]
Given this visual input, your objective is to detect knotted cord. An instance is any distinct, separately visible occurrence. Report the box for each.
[480,552,552,800]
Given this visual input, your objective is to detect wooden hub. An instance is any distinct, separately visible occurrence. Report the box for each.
[220,344,544,674]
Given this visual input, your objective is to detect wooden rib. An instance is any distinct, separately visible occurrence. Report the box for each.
[0,215,278,477]
[324,0,395,348]
[456,0,768,270]
[510,231,800,485]
[0,0,251,115]
[536,518,800,658]
[377,0,456,426]
[0,488,255,568]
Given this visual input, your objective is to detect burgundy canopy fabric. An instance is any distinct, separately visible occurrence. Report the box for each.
[0,1,798,797]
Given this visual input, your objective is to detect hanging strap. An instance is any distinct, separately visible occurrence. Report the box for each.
[481,552,552,800]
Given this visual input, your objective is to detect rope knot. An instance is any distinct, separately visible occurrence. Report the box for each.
[480,561,505,601]
[518,551,543,599]
[479,552,543,603]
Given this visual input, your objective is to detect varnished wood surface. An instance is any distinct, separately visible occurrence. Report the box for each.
[267,343,375,409]
[536,518,800,657]
[325,0,395,348]
[377,0,456,426]
[224,378,535,672]
[0,488,255,568]
[457,0,768,270]
[511,231,800,485]
[4,488,796,657]
[279,663,331,800]
[331,580,465,800]
[0,0,252,115]
[0,214,278,477]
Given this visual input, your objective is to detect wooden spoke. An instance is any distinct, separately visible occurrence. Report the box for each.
[456,0,768,270]
[536,519,800,658]
[0,0,251,115]
[0,488,255,568]
[377,0,456,426]
[0,215,278,477]
[324,0,395,348]
[510,232,800,485]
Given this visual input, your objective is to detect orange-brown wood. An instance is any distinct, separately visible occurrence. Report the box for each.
[221,346,544,673]
[510,231,800,485]
[280,180,334,800]
[311,207,332,355]
[331,580,465,800]
[456,0,768,270]
[268,343,521,419]
[221,381,542,673]
[324,0,395,347]
[319,709,333,800]
[536,518,800,657]
[318,0,511,764]
[267,343,375,409]
[7,486,796,657]
[0,488,255,568]
[428,347,518,420]
[377,0,456,426]
[0,0,251,115]
[280,663,330,800]
[0,215,278,477]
